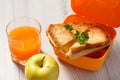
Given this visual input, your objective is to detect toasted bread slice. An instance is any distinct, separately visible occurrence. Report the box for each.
[46,24,73,48]
[86,25,110,48]
[70,22,91,32]
[66,41,111,59]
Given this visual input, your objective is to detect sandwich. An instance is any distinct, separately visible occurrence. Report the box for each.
[46,22,111,59]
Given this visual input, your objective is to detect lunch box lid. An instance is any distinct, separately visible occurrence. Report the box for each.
[71,0,120,28]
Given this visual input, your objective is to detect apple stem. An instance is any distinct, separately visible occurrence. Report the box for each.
[40,56,45,67]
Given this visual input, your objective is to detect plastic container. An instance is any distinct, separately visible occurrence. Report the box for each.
[54,0,120,71]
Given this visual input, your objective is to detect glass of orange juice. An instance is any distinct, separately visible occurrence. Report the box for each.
[6,17,41,65]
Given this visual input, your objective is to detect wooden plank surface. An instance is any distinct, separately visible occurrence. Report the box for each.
[0,0,120,80]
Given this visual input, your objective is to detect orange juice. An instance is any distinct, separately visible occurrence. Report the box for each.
[8,26,41,64]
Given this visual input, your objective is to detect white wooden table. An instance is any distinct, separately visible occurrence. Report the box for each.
[0,0,120,80]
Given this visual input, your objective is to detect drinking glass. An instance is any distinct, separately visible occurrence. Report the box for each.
[6,17,41,65]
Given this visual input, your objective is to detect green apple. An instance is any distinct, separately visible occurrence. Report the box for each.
[25,53,59,80]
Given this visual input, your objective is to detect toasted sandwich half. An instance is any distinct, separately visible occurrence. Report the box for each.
[46,22,111,59]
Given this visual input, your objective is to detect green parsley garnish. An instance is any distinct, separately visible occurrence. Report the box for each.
[64,24,89,45]
[64,24,73,31]
[74,32,89,44]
